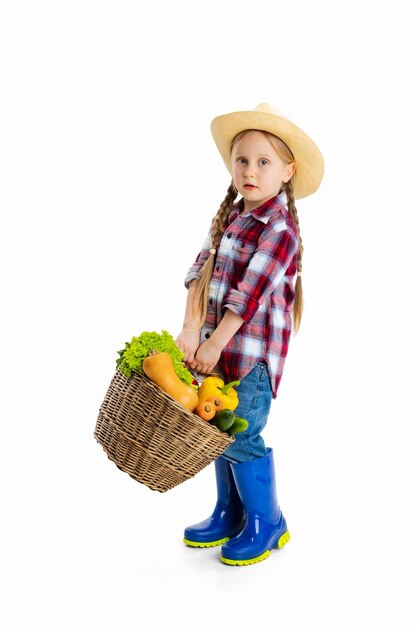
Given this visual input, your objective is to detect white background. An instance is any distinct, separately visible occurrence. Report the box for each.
[1,1,417,624]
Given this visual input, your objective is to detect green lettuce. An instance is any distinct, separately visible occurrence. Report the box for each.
[116,329,195,387]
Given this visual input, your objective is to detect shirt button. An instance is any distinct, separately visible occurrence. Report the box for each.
[227,233,232,238]
[209,298,213,305]
[216,265,220,272]
[240,242,245,248]
[205,332,211,339]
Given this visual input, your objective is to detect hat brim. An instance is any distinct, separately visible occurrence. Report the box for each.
[210,110,324,200]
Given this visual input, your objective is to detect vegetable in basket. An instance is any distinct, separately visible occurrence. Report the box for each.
[197,374,240,411]
[142,351,198,412]
[116,329,195,388]
[195,400,217,421]
[206,396,225,412]
[192,393,249,435]
[226,416,249,435]
[209,409,249,435]
[209,408,235,432]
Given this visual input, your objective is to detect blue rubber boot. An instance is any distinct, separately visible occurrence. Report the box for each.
[183,456,246,548]
[220,448,290,565]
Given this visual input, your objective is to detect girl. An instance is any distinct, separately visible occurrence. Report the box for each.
[176,103,324,566]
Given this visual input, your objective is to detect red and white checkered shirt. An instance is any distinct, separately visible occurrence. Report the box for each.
[184,191,299,398]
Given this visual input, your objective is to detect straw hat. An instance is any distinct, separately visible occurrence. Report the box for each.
[210,102,324,200]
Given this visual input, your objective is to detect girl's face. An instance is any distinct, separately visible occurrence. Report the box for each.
[231,131,295,212]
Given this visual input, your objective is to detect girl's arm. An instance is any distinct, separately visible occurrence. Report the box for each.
[175,280,201,366]
[190,309,244,374]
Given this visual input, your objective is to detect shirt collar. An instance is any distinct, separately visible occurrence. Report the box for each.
[231,190,288,224]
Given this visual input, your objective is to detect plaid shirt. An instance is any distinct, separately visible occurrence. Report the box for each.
[184,191,299,398]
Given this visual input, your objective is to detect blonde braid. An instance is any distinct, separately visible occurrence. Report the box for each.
[211,181,238,248]
[284,179,304,334]
[192,181,238,326]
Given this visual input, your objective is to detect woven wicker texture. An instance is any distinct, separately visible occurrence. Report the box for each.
[94,369,234,492]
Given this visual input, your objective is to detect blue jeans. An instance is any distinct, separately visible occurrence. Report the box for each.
[221,361,272,464]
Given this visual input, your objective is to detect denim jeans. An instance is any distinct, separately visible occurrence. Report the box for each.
[221,361,272,464]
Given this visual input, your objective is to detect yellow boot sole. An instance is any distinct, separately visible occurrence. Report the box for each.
[183,536,230,548]
[220,529,291,566]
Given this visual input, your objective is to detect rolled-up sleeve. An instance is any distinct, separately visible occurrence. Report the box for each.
[184,229,213,288]
[223,222,298,323]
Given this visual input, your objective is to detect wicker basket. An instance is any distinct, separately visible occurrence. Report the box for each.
[94,369,234,492]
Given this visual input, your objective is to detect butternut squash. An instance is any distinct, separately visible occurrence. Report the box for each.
[142,351,198,412]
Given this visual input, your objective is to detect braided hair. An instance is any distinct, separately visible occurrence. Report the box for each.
[283,178,304,333]
[192,181,238,325]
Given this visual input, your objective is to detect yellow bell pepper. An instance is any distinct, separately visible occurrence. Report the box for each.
[198,375,240,411]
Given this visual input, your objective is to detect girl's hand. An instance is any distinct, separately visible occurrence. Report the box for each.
[175,329,200,367]
[190,339,222,375]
